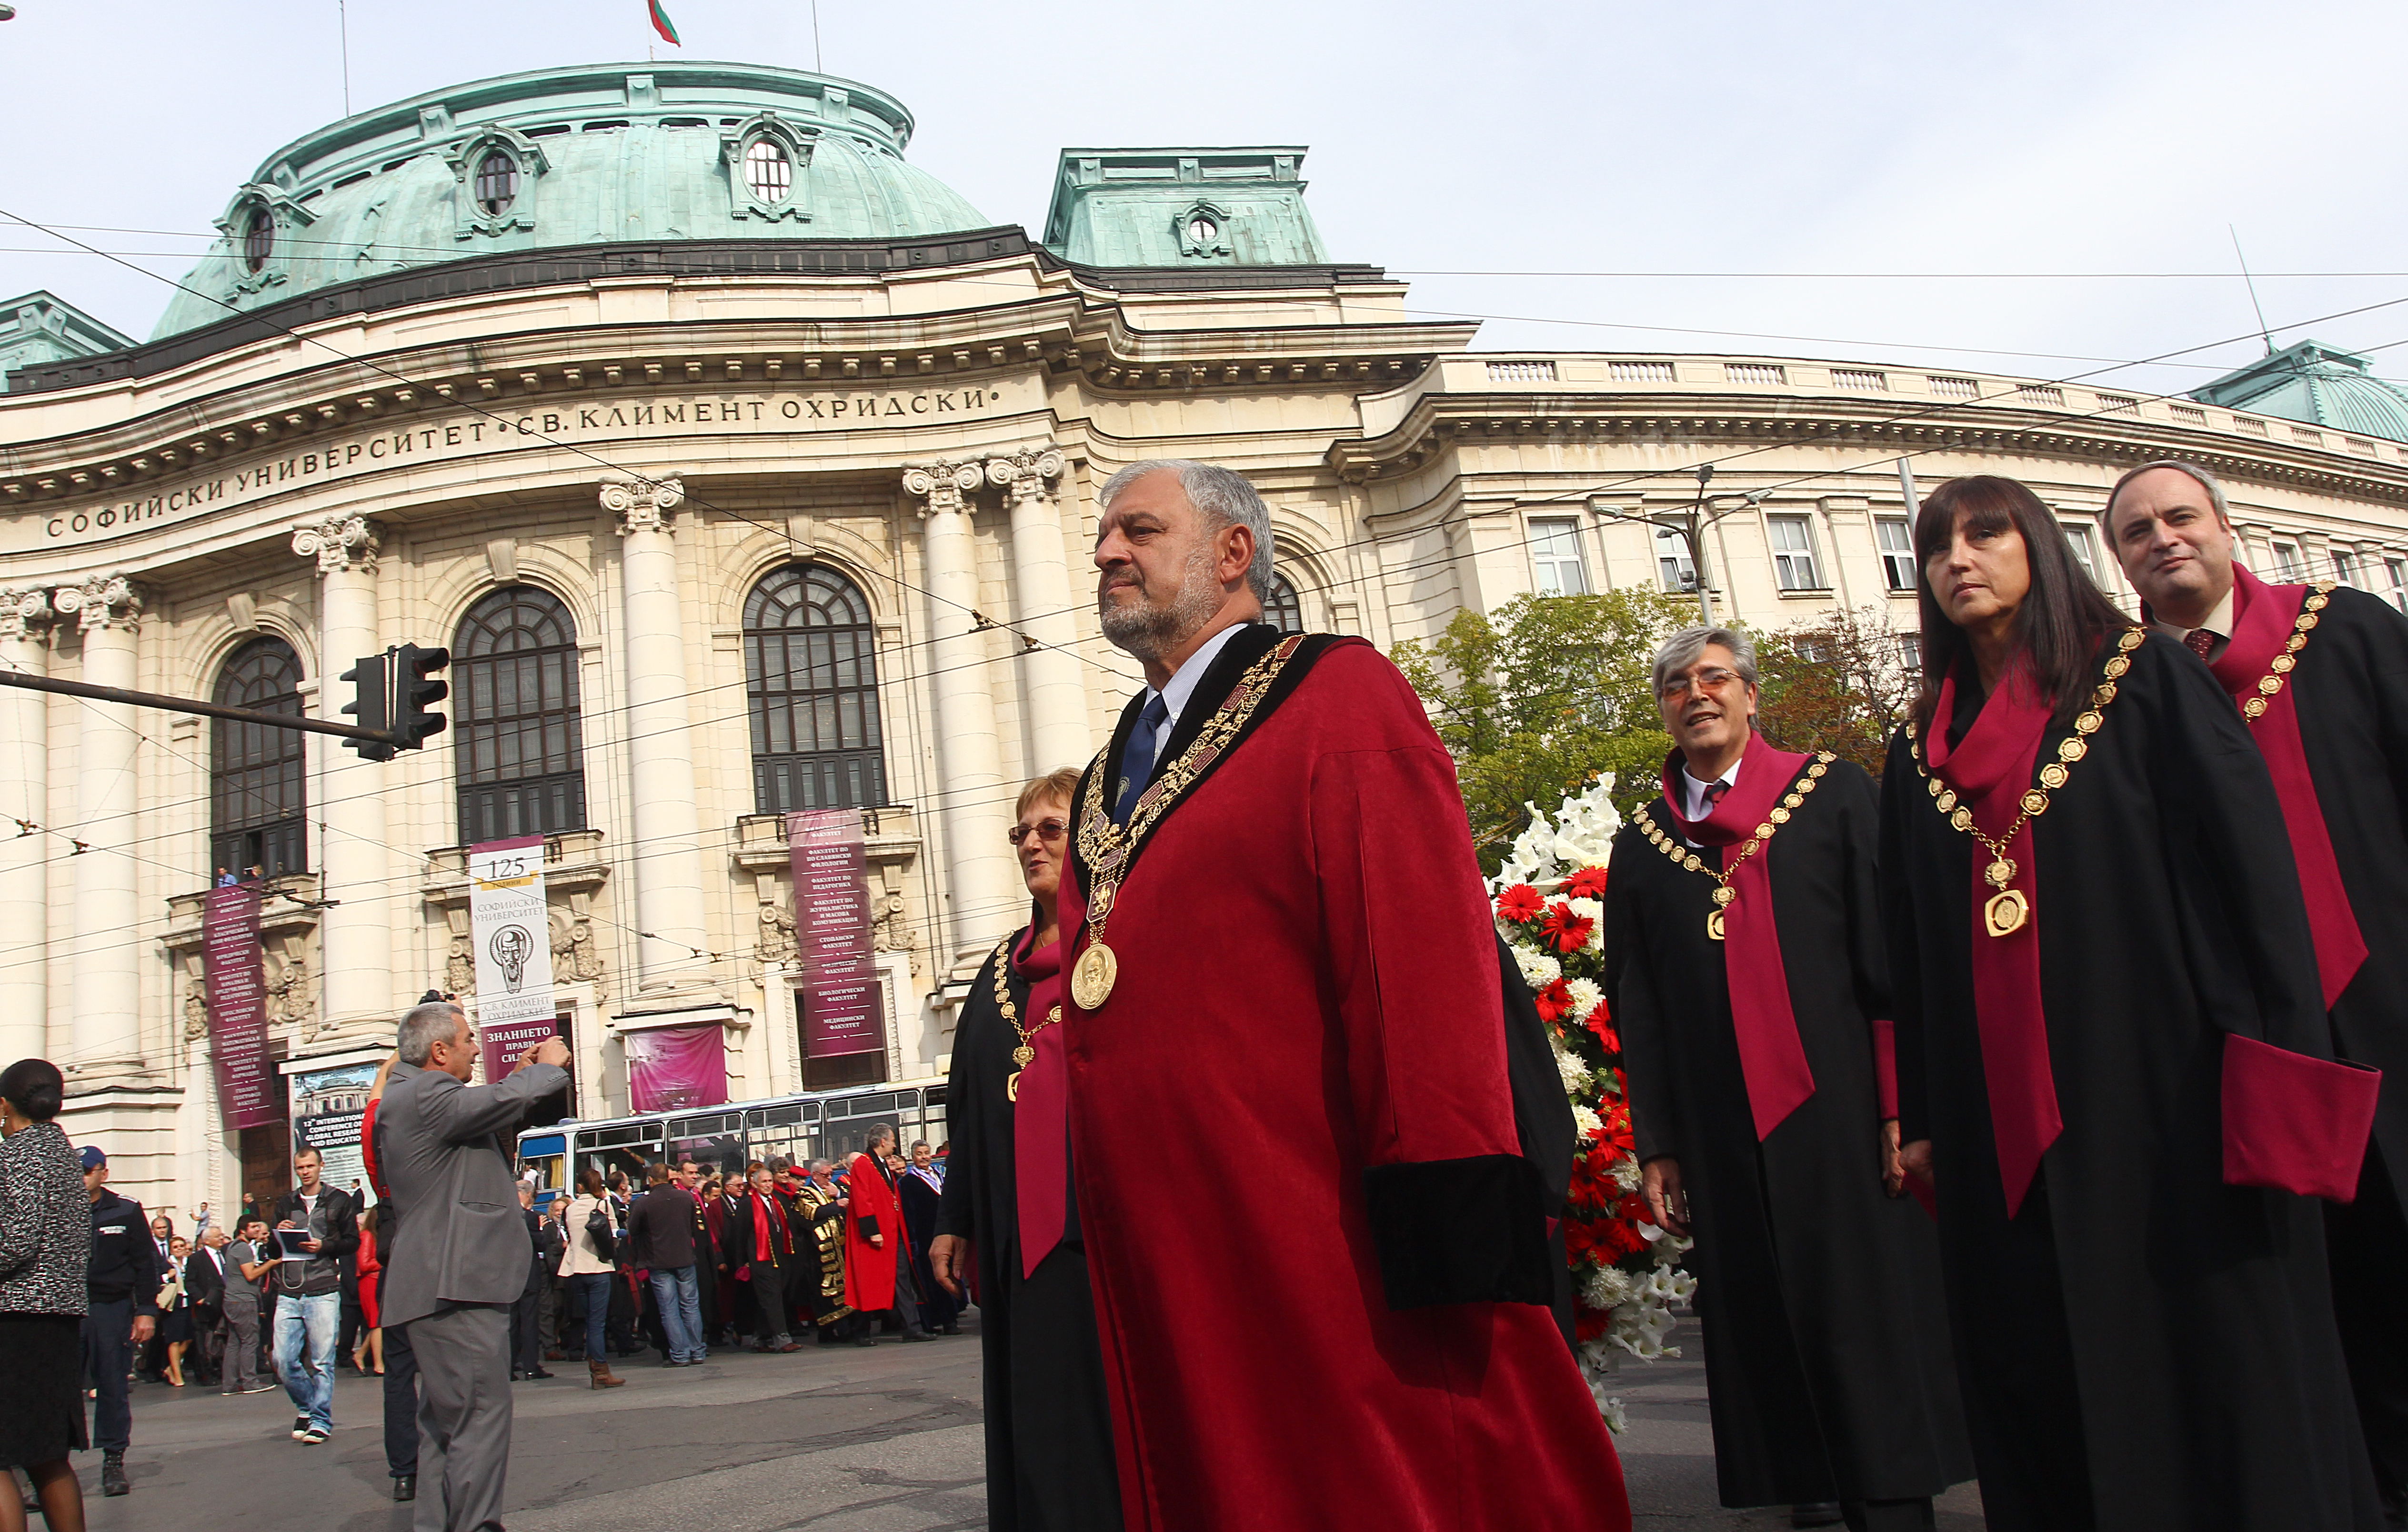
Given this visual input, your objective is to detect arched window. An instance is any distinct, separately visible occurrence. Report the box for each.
[241,206,273,273]
[744,564,887,813]
[1264,571,1306,635]
[743,138,792,203]
[473,150,519,215]
[211,637,307,879]
[452,587,587,845]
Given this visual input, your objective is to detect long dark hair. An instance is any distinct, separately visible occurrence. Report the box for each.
[1911,475,2127,740]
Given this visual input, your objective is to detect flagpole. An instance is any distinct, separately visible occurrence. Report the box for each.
[339,0,351,116]
[813,0,823,71]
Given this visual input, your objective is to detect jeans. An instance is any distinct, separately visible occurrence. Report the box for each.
[80,1298,133,1453]
[569,1273,613,1363]
[273,1290,341,1431]
[649,1265,704,1362]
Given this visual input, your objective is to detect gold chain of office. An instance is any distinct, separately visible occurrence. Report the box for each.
[983,935,1058,1103]
[1630,753,1836,942]
[2238,582,2335,723]
[1909,625,2144,938]
[1069,634,1307,1010]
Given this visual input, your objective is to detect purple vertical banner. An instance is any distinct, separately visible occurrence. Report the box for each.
[786,808,883,1058]
[203,885,281,1131]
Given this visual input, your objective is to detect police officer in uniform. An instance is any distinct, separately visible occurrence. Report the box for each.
[80,1146,164,1497]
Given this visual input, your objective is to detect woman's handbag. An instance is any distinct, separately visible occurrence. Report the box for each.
[584,1201,617,1262]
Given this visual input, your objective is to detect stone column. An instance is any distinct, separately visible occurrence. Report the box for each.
[291,514,393,1034]
[903,462,1017,958]
[989,446,1094,773]
[603,478,714,1000]
[0,588,52,1065]
[51,575,144,1078]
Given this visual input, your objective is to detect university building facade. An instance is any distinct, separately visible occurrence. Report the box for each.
[5,60,2406,1210]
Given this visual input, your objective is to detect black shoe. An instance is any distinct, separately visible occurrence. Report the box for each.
[392,1474,416,1503]
[853,1333,877,1347]
[101,1452,129,1497]
[527,1368,555,1379]
[291,1415,309,1441]
[899,1329,935,1343]
[510,1370,523,1381]
[939,1322,960,1335]
[1792,1506,1844,1530]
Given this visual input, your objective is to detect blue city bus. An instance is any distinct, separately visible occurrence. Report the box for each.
[515,1078,949,1207]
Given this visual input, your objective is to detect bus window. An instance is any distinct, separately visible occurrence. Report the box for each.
[668,1111,745,1178]
[518,1133,567,1209]
[572,1122,664,1192]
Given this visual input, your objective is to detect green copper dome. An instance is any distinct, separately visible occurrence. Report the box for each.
[2193,340,2408,445]
[151,61,989,340]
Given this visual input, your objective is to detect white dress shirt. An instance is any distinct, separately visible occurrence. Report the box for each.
[2153,585,2237,662]
[1137,621,1251,768]
[1680,756,1742,823]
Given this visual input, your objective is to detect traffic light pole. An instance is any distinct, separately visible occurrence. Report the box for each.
[0,668,409,750]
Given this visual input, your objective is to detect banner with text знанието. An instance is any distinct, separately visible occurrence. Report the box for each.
[470,836,560,1082]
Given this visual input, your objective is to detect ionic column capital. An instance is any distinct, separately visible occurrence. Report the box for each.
[291,514,380,576]
[52,574,144,633]
[0,587,54,641]
[903,461,985,518]
[986,445,1066,504]
[603,477,685,536]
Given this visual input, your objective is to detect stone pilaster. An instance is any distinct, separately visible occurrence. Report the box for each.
[51,575,145,1078]
[989,446,1093,774]
[291,514,393,1036]
[603,477,715,1002]
[903,462,1017,959]
[0,588,53,1065]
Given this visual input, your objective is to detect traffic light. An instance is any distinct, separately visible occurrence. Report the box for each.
[394,643,450,749]
[340,653,395,762]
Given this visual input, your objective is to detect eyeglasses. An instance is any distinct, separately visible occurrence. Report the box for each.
[1007,817,1068,846]
[1658,666,1744,703]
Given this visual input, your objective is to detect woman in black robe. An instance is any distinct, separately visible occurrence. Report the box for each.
[1881,474,2381,1531]
[931,769,1122,1532]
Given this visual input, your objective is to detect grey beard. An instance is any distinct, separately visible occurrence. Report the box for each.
[1099,544,1223,662]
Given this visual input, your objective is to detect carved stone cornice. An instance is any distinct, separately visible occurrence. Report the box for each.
[902,461,984,517]
[290,514,379,575]
[0,587,54,641]
[602,477,685,535]
[985,445,1065,504]
[52,574,143,633]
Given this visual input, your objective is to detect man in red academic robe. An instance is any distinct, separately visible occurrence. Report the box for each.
[843,1126,931,1344]
[1059,459,1629,1532]
[2106,459,2408,1526]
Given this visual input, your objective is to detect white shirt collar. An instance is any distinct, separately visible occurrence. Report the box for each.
[1680,755,1742,823]
[1143,621,1252,764]
[2152,584,2237,645]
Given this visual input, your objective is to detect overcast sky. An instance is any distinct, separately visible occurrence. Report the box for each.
[4,0,2404,399]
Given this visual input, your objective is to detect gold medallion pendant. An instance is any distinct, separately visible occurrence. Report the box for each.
[1984,888,2030,937]
[1071,942,1119,1010]
[1706,909,1726,942]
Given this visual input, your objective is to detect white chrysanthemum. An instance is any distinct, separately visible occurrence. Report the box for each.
[1553,1045,1592,1096]
[1610,1154,1643,1193]
[1511,944,1561,989]
[1563,976,1605,1024]
[1571,1103,1603,1142]
[1583,1263,1636,1310]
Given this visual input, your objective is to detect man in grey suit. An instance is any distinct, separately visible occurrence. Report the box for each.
[378,1000,571,1532]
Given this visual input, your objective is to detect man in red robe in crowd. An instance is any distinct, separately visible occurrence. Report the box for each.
[2106,460,2408,1527]
[1055,458,1629,1531]
[843,1125,931,1344]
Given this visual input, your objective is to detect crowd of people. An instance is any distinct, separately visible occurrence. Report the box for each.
[0,454,2402,1532]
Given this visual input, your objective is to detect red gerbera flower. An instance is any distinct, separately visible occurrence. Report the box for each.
[1540,900,1595,955]
[1564,866,1610,900]
[1495,884,1545,923]
[1534,977,1574,1023]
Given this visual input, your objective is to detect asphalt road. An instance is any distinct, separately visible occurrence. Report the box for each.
[41,1318,1984,1531]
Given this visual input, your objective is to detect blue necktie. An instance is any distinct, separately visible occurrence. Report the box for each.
[1114,695,1170,825]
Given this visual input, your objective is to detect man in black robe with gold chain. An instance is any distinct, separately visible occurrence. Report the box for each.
[2106,460,2408,1528]
[1608,626,1970,1532]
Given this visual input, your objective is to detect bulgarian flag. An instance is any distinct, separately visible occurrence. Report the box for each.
[648,0,681,45]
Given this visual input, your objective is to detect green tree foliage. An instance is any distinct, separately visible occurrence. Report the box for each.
[1393,590,1697,869]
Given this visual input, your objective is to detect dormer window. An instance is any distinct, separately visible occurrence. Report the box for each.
[1186,212,1219,247]
[474,150,520,216]
[743,139,792,203]
[1176,200,1232,258]
[242,207,274,273]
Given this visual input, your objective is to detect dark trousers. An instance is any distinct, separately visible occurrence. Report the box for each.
[381,1317,420,1479]
[2332,1144,2408,1520]
[511,1290,542,1376]
[747,1262,791,1344]
[193,1303,224,1384]
[80,1298,133,1453]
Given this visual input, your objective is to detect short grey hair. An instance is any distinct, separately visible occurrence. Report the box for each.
[397,1001,464,1066]
[1098,459,1276,603]
[2099,459,2233,534]
[807,1159,832,1174]
[1652,625,1758,697]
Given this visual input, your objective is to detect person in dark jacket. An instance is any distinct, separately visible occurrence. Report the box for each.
[510,1183,560,1381]
[79,1145,163,1498]
[626,1163,705,1366]
[268,1146,360,1445]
